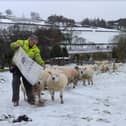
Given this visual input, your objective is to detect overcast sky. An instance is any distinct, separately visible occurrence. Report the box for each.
[0,1,126,21]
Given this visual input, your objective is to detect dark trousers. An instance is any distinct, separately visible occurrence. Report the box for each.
[11,66,34,103]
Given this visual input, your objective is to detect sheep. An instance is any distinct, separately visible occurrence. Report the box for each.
[109,62,123,72]
[94,61,103,66]
[110,62,118,72]
[54,66,79,88]
[46,70,68,104]
[94,60,109,67]
[31,68,56,105]
[39,67,63,90]
[99,63,110,73]
[78,64,96,71]
[117,62,123,67]
[39,68,51,90]
[78,66,94,86]
[34,68,64,104]
[31,81,45,106]
[20,77,45,105]
[102,60,110,64]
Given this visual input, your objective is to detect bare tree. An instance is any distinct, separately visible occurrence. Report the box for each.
[30,12,40,20]
[5,9,13,16]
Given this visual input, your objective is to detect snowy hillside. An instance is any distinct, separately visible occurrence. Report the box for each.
[61,27,121,44]
[69,27,121,44]
[0,17,122,44]
[61,26,119,32]
[0,64,126,126]
[78,30,120,43]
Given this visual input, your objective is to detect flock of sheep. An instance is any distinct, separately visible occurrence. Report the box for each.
[21,60,123,106]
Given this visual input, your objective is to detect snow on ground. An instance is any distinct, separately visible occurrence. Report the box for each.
[0,64,126,126]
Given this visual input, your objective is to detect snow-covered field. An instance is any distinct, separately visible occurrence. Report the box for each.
[63,27,121,44]
[78,30,119,44]
[0,64,126,126]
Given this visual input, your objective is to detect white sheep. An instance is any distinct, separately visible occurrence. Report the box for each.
[78,66,94,86]
[54,66,79,88]
[94,61,103,66]
[31,68,57,105]
[47,70,68,104]
[39,68,52,90]
[99,63,110,73]
[32,81,45,106]
[20,77,45,105]
[108,62,123,72]
[39,67,63,89]
[30,68,61,105]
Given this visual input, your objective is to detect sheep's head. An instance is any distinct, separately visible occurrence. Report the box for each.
[79,67,87,77]
[74,65,79,70]
[48,71,60,83]
[32,81,41,94]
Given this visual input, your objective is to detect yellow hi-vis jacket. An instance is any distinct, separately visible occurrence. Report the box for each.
[10,39,45,65]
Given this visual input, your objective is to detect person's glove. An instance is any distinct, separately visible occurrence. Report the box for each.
[15,44,20,49]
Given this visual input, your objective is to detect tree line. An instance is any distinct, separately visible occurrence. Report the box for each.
[1,9,126,29]
[112,34,126,62]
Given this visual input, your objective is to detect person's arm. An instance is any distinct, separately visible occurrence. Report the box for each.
[33,47,44,65]
[10,40,23,50]
[34,53,45,65]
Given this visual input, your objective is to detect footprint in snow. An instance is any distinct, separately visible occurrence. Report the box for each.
[81,117,93,122]
[103,110,111,115]
[96,118,110,123]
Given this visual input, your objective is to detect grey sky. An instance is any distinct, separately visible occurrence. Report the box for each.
[0,1,126,21]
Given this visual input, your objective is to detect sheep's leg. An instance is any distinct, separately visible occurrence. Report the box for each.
[60,90,64,104]
[91,79,93,85]
[73,81,76,88]
[34,95,37,105]
[73,79,78,88]
[88,80,90,85]
[38,93,45,105]
[50,90,55,101]
[83,80,86,86]
[38,93,42,103]
[44,83,48,90]
[52,91,55,101]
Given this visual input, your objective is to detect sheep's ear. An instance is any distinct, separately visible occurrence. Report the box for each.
[38,81,40,85]
[84,67,87,70]
[35,81,40,86]
[75,65,79,70]
[48,71,52,75]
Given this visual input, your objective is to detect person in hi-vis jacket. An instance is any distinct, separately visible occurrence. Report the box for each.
[10,35,45,106]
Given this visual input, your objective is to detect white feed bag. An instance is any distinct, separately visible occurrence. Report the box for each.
[12,47,43,85]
